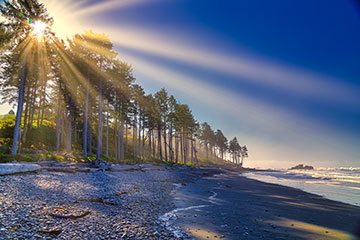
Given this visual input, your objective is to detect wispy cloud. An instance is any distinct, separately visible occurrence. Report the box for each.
[121,53,315,131]
[94,25,360,107]
[72,0,162,17]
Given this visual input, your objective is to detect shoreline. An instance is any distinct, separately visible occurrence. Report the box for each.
[167,167,360,240]
[242,168,360,208]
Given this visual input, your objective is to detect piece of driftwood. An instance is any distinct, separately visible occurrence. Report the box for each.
[43,167,92,173]
[0,169,39,176]
[38,229,62,235]
[115,191,131,196]
[49,211,90,219]
[88,198,118,205]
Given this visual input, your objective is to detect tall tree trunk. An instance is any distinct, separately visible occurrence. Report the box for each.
[118,118,121,161]
[96,79,103,162]
[61,110,64,147]
[88,119,92,155]
[120,103,124,160]
[29,81,37,130]
[138,113,141,162]
[114,115,118,160]
[17,128,22,153]
[185,137,188,164]
[148,130,152,160]
[37,97,41,128]
[175,134,179,163]
[163,128,168,162]
[194,142,198,165]
[56,91,61,153]
[133,114,137,161]
[27,100,32,130]
[191,139,194,164]
[66,108,72,153]
[125,123,128,153]
[205,143,209,160]
[29,103,34,129]
[40,100,45,127]
[180,132,183,164]
[169,127,173,162]
[22,102,29,144]
[152,130,156,158]
[74,116,77,144]
[106,109,109,156]
[22,85,29,143]
[142,116,145,161]
[83,85,88,157]
[11,54,26,154]
[158,128,162,161]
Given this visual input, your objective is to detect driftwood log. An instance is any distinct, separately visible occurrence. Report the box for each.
[49,211,90,219]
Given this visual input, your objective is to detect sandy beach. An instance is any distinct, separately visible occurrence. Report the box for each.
[0,163,359,239]
[169,169,360,240]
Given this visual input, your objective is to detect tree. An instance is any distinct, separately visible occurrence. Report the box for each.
[174,103,196,164]
[132,84,145,162]
[215,129,228,161]
[229,137,241,164]
[200,122,214,160]
[155,88,169,162]
[0,0,52,154]
[167,95,177,162]
[240,145,248,166]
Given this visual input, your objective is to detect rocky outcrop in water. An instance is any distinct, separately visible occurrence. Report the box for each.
[289,164,314,170]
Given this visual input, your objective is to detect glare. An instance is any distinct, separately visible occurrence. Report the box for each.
[31,21,47,38]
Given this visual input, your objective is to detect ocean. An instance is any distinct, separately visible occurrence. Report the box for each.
[242,167,360,207]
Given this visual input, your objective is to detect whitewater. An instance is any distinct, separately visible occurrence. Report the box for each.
[242,167,360,206]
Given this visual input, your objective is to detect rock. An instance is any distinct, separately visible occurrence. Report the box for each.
[289,164,314,170]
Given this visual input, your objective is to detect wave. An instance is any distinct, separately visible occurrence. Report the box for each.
[242,168,360,206]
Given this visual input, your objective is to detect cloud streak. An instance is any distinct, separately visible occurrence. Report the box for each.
[72,0,161,17]
[94,25,360,107]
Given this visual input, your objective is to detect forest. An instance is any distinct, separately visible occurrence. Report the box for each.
[0,0,248,167]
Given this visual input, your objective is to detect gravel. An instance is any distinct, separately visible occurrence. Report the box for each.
[0,164,207,240]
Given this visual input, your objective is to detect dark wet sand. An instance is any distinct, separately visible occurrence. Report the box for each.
[173,171,360,240]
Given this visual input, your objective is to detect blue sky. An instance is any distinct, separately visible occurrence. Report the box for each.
[1,0,360,168]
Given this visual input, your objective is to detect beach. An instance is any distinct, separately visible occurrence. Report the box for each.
[0,163,359,239]
[169,170,360,240]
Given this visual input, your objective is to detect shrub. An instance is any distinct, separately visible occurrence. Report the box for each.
[0,154,36,163]
[0,144,11,154]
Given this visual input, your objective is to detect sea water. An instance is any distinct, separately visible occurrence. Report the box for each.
[242,168,360,206]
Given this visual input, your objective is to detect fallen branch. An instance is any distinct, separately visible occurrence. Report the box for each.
[0,169,39,176]
[89,198,118,205]
[43,167,92,173]
[38,229,62,235]
[49,211,90,219]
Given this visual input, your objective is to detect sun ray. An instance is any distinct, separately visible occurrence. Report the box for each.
[89,25,360,107]
[71,0,161,17]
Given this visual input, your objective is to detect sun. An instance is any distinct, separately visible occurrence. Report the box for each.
[30,20,48,41]
[31,21,47,39]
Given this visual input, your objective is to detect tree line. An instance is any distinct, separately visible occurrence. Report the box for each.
[0,0,248,167]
